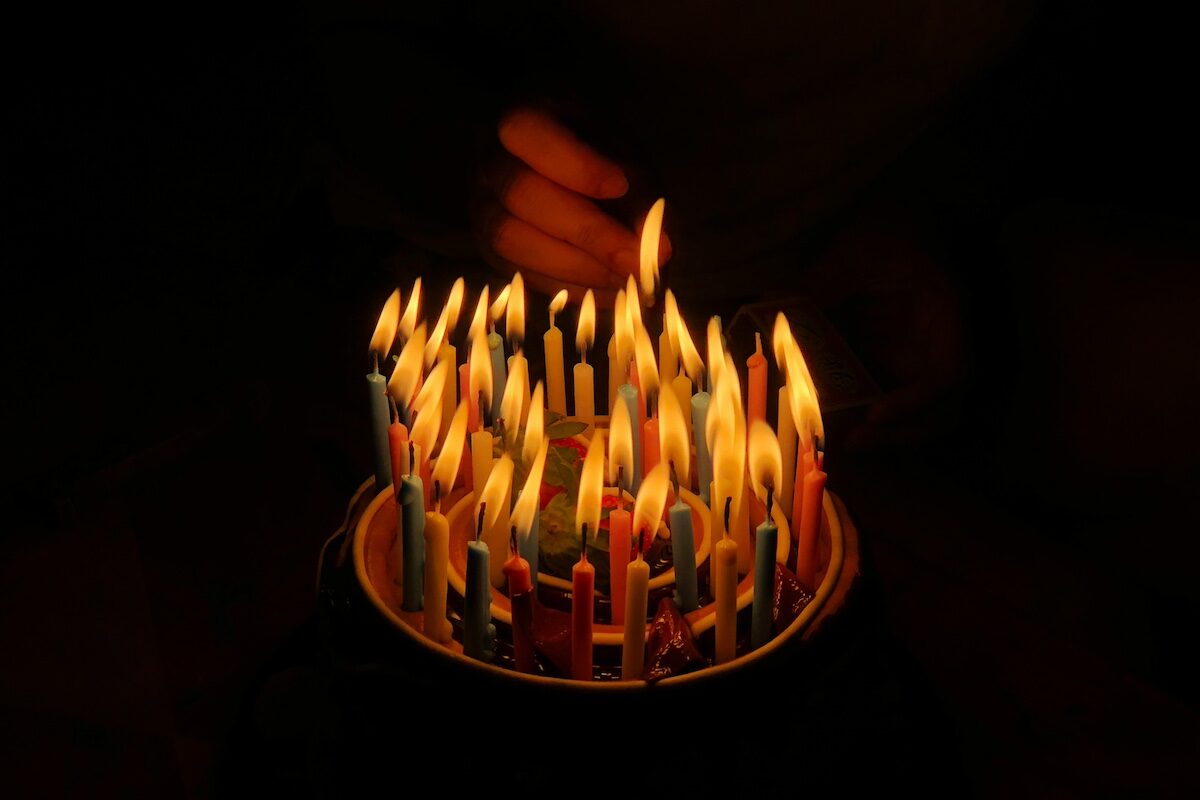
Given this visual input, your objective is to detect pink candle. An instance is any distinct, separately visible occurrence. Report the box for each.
[608,508,632,627]
[387,421,410,499]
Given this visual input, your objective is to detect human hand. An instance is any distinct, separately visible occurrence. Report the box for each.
[474,107,671,302]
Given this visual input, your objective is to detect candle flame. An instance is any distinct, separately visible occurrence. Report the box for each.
[633,319,659,401]
[576,289,596,354]
[468,326,493,413]
[549,289,568,327]
[513,437,548,536]
[506,272,525,345]
[632,461,670,538]
[523,381,544,468]
[706,316,725,388]
[410,358,448,457]
[475,453,514,536]
[638,198,665,301]
[369,288,401,358]
[469,286,490,342]
[667,291,704,384]
[658,380,690,486]
[423,278,465,369]
[607,397,633,488]
[489,283,510,325]
[771,312,791,376]
[624,274,644,332]
[614,289,633,371]
[399,277,422,342]
[576,431,605,539]
[748,419,783,507]
[431,400,469,494]
[388,323,427,409]
[781,332,824,443]
[499,351,528,444]
[706,352,746,526]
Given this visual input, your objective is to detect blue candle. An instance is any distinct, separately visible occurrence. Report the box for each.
[464,527,495,661]
[399,470,425,611]
[518,510,540,592]
[488,330,507,424]
[618,383,642,492]
[669,496,699,612]
[366,370,393,491]
[691,391,712,503]
[752,510,778,648]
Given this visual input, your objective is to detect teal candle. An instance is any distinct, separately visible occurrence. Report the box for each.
[366,370,393,491]
[488,330,507,424]
[669,497,699,612]
[518,511,539,592]
[618,383,642,492]
[464,537,494,661]
[399,472,425,611]
[691,391,712,503]
[752,514,778,648]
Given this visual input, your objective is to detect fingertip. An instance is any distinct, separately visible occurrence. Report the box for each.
[598,174,629,199]
[613,249,639,276]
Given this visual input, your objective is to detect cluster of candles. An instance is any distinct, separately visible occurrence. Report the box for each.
[364,200,827,680]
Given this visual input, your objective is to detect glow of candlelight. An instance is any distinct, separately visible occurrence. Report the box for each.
[398,277,422,342]
[369,288,401,358]
[468,286,490,342]
[633,319,659,403]
[706,316,725,387]
[423,277,465,369]
[388,323,427,410]
[657,380,690,485]
[522,381,545,467]
[576,289,596,357]
[632,461,669,538]
[638,198,665,302]
[607,397,633,489]
[548,289,568,328]
[513,437,549,536]
[506,272,526,346]
[576,431,605,539]
[748,419,783,507]
[431,400,469,496]
[410,359,448,456]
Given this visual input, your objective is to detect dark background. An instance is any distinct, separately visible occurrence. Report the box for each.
[3,1,1198,796]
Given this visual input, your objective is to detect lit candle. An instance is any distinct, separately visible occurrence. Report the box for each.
[707,352,751,573]
[638,198,665,301]
[634,316,660,476]
[513,423,548,591]
[778,385,797,521]
[658,385,698,611]
[388,323,427,427]
[607,401,634,627]
[397,277,421,345]
[399,442,425,612]
[499,352,528,446]
[476,453,514,589]
[607,332,620,415]
[748,420,782,649]
[746,332,767,426]
[573,289,596,432]
[506,272,531,424]
[691,393,711,503]
[625,461,668,679]
[544,289,568,416]
[488,284,510,423]
[796,448,827,590]
[368,289,401,493]
[504,526,536,673]
[776,317,824,549]
[572,432,604,681]
[422,278,464,443]
[467,323,494,499]
[714,498,738,664]
[464,506,494,661]
[408,359,447,506]
[423,401,468,644]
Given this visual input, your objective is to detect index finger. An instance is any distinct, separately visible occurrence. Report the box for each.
[498,108,629,200]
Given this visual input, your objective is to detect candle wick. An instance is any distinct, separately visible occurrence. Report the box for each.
[581,346,588,367]
[617,464,625,510]
[510,524,518,557]
[389,395,400,425]
[372,349,379,375]
[580,523,589,562]
[669,461,680,499]
[766,486,774,520]
[478,391,486,431]
[408,441,416,477]
[723,497,732,539]
[476,502,486,542]
[434,479,442,513]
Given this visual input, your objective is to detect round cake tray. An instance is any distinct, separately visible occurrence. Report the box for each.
[318,475,861,693]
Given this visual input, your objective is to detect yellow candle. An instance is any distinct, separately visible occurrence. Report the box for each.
[672,371,693,452]
[507,350,531,427]
[471,430,493,502]
[714,533,738,664]
[422,510,452,642]
[622,553,649,680]
[544,289,568,416]
[778,385,797,521]
[607,334,620,414]
[658,327,677,392]
[574,289,596,432]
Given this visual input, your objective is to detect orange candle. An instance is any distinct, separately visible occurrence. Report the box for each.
[504,529,536,674]
[795,450,827,590]
[746,332,767,426]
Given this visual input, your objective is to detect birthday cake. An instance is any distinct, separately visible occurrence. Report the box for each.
[344,200,856,687]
